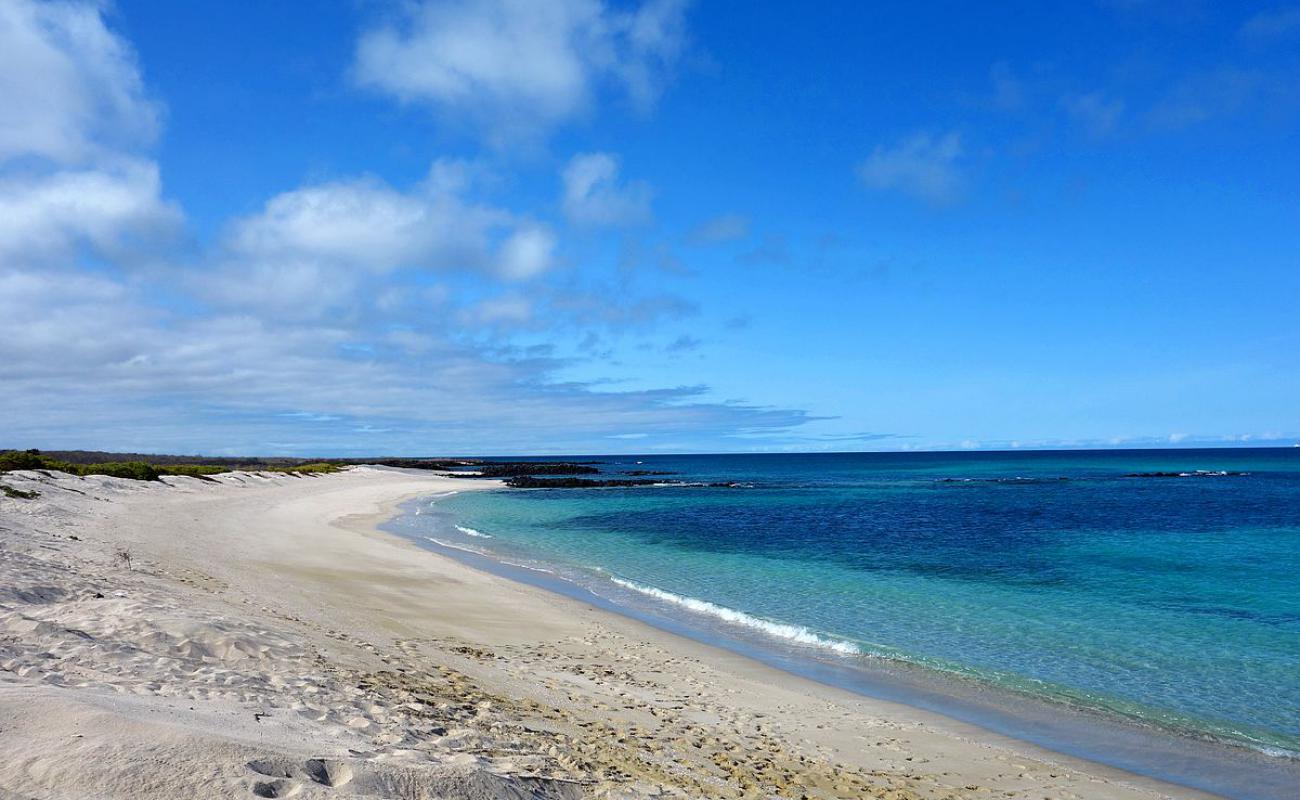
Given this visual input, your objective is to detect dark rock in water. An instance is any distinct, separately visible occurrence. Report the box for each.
[505,476,662,488]
[474,462,600,477]
[362,459,603,477]
[505,476,737,489]
[622,470,677,476]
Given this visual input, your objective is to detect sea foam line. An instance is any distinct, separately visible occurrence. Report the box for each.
[424,536,490,556]
[455,524,492,538]
[608,577,860,656]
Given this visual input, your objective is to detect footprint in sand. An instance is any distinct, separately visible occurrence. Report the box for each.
[250,778,302,798]
[247,758,354,792]
[304,758,354,788]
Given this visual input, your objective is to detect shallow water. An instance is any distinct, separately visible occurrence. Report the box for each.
[387,449,1300,799]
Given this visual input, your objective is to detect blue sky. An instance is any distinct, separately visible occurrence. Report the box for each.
[1,0,1297,455]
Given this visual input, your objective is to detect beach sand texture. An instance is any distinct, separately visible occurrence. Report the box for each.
[0,467,1210,799]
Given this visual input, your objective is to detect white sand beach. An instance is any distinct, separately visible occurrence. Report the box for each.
[0,467,1215,799]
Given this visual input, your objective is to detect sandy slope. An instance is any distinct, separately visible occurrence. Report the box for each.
[0,466,1211,800]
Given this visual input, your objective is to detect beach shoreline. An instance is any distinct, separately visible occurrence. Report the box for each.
[0,466,1222,799]
[394,490,1300,800]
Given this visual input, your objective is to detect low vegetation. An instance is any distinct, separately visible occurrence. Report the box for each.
[0,450,343,482]
[1,483,40,499]
[0,449,625,486]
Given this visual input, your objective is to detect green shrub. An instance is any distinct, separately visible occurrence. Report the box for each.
[88,461,162,481]
[271,462,342,474]
[157,464,229,477]
[0,450,49,472]
[1,450,343,482]
[1,483,40,499]
[0,451,160,481]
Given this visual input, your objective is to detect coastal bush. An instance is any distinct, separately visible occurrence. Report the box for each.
[89,461,163,481]
[270,462,341,474]
[156,464,228,477]
[0,449,343,481]
[0,450,160,480]
[0,450,48,472]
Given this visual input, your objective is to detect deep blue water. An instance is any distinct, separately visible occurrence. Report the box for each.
[388,449,1300,798]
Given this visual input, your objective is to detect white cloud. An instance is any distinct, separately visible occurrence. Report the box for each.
[0,2,817,456]
[0,1,176,272]
[226,175,503,272]
[353,0,689,142]
[857,132,965,205]
[4,264,817,455]
[0,0,159,165]
[207,167,554,316]
[0,159,180,264]
[561,152,651,227]
[497,224,556,279]
[0,268,148,372]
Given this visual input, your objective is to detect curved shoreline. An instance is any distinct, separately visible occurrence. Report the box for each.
[388,487,1300,800]
[0,467,1244,799]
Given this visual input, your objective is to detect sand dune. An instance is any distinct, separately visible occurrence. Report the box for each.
[0,467,1208,799]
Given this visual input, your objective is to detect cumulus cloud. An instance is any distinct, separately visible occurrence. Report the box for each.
[205,166,554,316]
[857,132,965,205]
[497,224,556,279]
[0,0,159,164]
[0,1,176,270]
[561,152,651,227]
[0,0,820,455]
[353,0,690,142]
[226,174,502,272]
[0,159,180,264]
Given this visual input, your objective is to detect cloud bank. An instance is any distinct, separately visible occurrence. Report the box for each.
[0,0,813,456]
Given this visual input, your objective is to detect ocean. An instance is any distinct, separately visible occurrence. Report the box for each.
[384,449,1300,799]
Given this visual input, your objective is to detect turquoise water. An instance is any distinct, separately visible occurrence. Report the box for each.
[388,449,1300,797]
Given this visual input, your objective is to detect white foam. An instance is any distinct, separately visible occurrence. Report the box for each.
[455,524,492,538]
[423,536,490,556]
[426,491,460,507]
[608,577,859,656]
[506,561,556,575]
